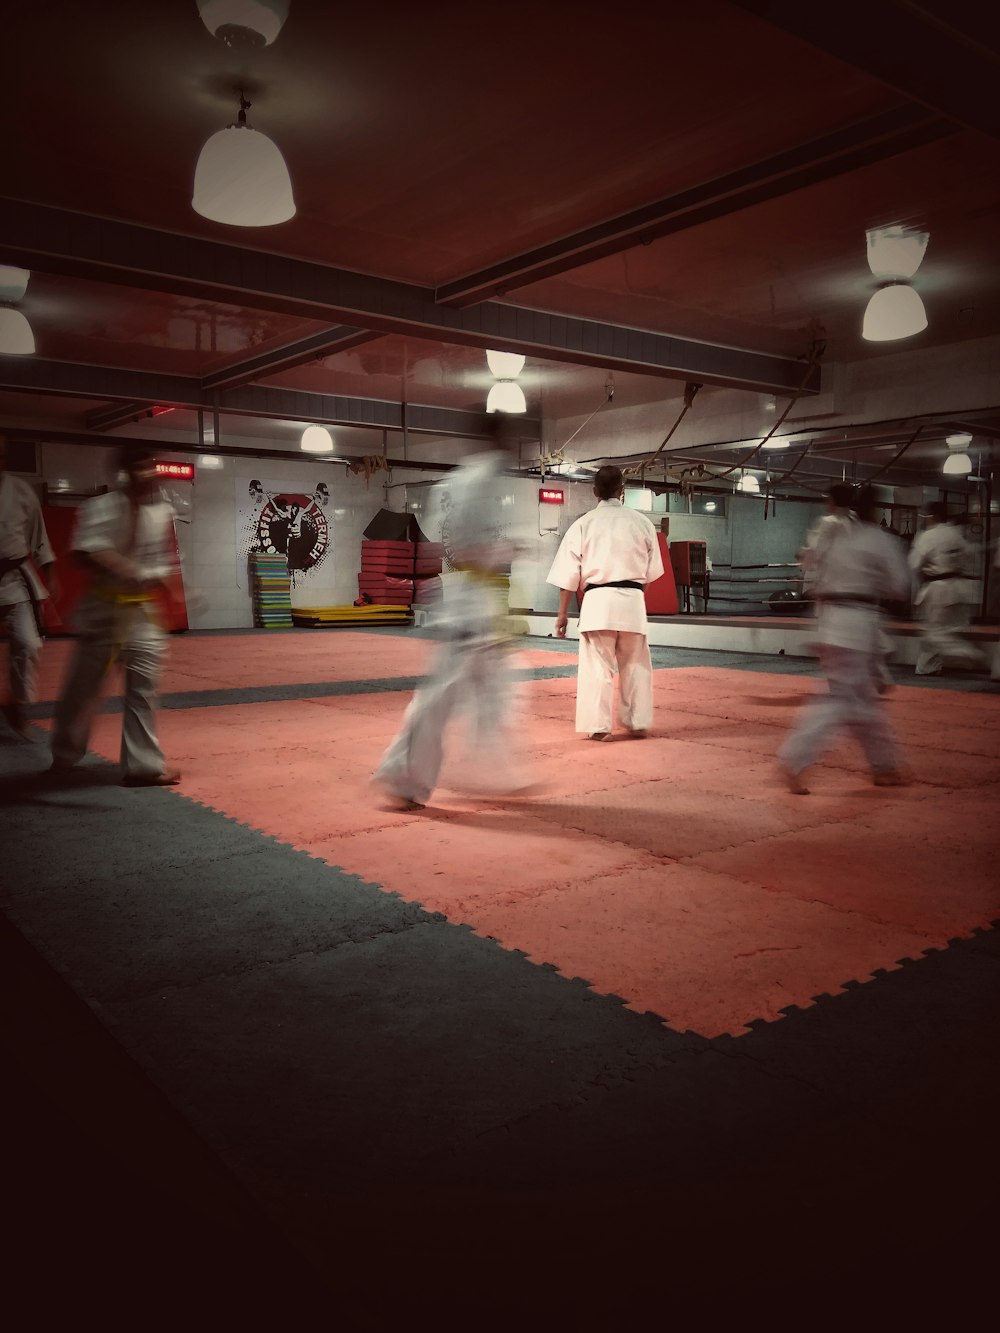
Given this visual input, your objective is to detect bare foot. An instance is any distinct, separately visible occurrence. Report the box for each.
[122,768,182,787]
[779,764,810,795]
[588,732,611,742]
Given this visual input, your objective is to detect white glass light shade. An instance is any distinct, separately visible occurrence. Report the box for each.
[193,125,295,227]
[942,452,972,476]
[0,266,29,303]
[704,501,717,511]
[486,381,527,414]
[196,0,289,47]
[945,432,973,449]
[866,226,929,280]
[862,284,927,342]
[199,453,224,469]
[301,425,334,453]
[737,474,761,494]
[486,350,525,379]
[0,307,36,355]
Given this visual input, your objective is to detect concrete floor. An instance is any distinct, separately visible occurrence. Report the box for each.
[2,629,998,1323]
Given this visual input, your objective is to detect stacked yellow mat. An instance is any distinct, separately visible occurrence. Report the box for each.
[291,604,413,627]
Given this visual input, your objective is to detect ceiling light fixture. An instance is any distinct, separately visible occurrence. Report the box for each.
[761,439,790,450]
[737,473,760,494]
[0,266,30,303]
[300,425,334,453]
[196,0,290,48]
[485,349,527,414]
[862,225,929,342]
[945,432,973,449]
[0,307,35,355]
[942,452,972,476]
[192,92,295,227]
[0,266,35,355]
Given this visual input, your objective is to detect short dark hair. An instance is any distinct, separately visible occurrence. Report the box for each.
[850,486,879,522]
[115,444,156,475]
[926,500,949,522]
[593,465,624,500]
[828,483,854,508]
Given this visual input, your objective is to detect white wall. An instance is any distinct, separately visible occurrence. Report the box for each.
[38,441,440,630]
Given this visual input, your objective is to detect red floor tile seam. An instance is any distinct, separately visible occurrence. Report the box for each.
[674,850,990,938]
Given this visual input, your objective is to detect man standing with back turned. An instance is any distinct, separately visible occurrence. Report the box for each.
[547,465,663,740]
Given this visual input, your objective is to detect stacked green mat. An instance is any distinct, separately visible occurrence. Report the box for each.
[249,552,293,628]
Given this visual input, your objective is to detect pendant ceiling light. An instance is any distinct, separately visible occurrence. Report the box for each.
[0,266,30,303]
[942,452,972,476]
[485,349,527,414]
[193,93,295,227]
[0,265,35,355]
[737,473,760,494]
[946,432,972,450]
[862,225,929,342]
[197,0,290,48]
[301,425,334,453]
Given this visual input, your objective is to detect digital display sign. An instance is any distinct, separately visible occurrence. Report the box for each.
[539,488,565,504]
[155,462,195,480]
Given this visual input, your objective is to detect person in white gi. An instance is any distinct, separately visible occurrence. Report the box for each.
[799,482,894,692]
[779,487,910,794]
[0,433,57,739]
[546,465,663,739]
[908,501,985,676]
[50,447,181,785]
[373,424,526,809]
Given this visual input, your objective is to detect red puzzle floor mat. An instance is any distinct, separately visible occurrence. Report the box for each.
[49,665,1000,1038]
[32,632,563,702]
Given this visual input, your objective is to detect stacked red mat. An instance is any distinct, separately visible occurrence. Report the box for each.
[358,539,444,606]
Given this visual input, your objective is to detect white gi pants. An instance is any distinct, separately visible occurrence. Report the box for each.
[374,636,518,806]
[779,644,903,776]
[576,630,652,735]
[915,584,986,675]
[1,600,42,709]
[52,600,167,778]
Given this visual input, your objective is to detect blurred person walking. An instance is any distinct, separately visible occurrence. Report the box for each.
[50,447,182,785]
[779,486,910,794]
[909,501,986,676]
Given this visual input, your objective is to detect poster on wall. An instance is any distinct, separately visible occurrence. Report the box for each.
[235,477,332,589]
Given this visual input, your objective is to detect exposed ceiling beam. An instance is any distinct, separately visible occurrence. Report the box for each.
[0,198,820,396]
[0,357,527,440]
[87,327,383,430]
[435,105,956,305]
[201,327,381,391]
[730,1,1000,139]
[0,425,456,473]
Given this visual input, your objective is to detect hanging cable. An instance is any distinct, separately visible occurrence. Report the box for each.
[624,381,702,476]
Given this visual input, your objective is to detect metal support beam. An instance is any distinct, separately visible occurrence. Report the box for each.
[0,425,458,473]
[201,327,380,391]
[0,198,819,395]
[730,1,1000,139]
[435,106,956,304]
[1,357,519,440]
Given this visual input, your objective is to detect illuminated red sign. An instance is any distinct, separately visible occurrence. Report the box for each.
[150,405,176,417]
[539,488,565,504]
[155,462,195,480]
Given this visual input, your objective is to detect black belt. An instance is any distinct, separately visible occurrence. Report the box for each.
[923,572,966,582]
[583,580,643,594]
[0,555,28,579]
[816,594,881,606]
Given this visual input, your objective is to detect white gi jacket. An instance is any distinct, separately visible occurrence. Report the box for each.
[546,499,663,634]
[907,522,977,607]
[813,522,909,653]
[0,474,54,608]
[72,491,175,586]
[434,450,514,645]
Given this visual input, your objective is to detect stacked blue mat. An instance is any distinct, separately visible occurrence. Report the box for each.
[250,552,293,628]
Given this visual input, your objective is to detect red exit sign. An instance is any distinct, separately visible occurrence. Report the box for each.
[539,487,564,504]
[155,461,195,480]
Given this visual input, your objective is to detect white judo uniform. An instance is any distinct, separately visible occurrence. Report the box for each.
[908,521,985,675]
[0,472,55,725]
[373,451,524,806]
[802,509,893,688]
[52,491,177,779]
[779,520,910,780]
[546,499,663,736]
